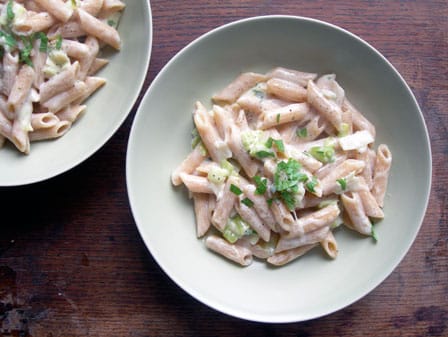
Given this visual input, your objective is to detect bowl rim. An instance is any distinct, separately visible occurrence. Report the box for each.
[126,14,432,323]
[1,0,153,187]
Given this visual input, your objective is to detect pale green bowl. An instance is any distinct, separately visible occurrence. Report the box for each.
[127,16,431,323]
[0,0,152,186]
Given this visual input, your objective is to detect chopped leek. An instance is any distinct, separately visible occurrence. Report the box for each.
[223,215,253,244]
[309,145,335,163]
[207,166,229,184]
[254,175,267,195]
[338,122,350,137]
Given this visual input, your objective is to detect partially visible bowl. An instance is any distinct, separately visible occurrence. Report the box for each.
[0,0,152,186]
[126,15,431,323]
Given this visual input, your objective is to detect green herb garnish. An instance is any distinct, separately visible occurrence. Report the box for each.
[254,175,267,195]
[241,197,254,208]
[274,158,307,210]
[305,176,318,193]
[6,0,15,26]
[296,127,308,138]
[336,178,347,191]
[309,145,335,163]
[55,34,62,50]
[371,225,378,242]
[255,150,275,159]
[230,184,243,196]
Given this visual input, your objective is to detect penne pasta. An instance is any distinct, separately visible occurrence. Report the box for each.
[172,67,392,267]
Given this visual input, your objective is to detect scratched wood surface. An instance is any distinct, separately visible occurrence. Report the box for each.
[1,0,447,336]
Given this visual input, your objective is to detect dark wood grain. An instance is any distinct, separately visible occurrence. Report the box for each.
[1,0,447,336]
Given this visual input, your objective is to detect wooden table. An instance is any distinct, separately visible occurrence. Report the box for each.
[1,1,447,336]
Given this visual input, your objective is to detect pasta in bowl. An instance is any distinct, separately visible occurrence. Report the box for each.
[171,69,392,267]
[127,16,431,322]
[0,0,152,185]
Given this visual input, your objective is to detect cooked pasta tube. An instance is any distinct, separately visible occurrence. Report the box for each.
[268,243,318,266]
[29,120,70,141]
[171,144,207,186]
[211,178,238,231]
[276,226,329,253]
[307,80,344,132]
[235,201,271,242]
[42,80,87,113]
[212,72,266,105]
[193,101,231,163]
[287,203,340,237]
[193,193,211,238]
[266,67,317,87]
[319,159,365,196]
[341,192,372,236]
[258,103,309,129]
[241,183,277,231]
[179,173,214,194]
[1,52,19,99]
[76,8,121,50]
[342,98,376,138]
[57,104,86,123]
[34,0,73,22]
[39,61,79,103]
[320,231,338,259]
[269,198,295,233]
[31,112,59,130]
[7,65,35,114]
[266,77,307,102]
[371,144,392,207]
[205,235,253,266]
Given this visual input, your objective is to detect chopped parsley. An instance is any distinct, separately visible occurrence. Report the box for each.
[255,150,275,159]
[265,137,285,153]
[305,176,318,193]
[296,127,308,138]
[274,158,307,210]
[254,175,267,195]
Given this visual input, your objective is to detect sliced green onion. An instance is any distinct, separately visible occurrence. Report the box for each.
[254,175,267,195]
[337,178,347,191]
[371,224,378,242]
[276,113,281,123]
[241,197,254,208]
[230,184,243,196]
[255,150,275,159]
